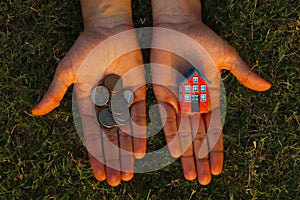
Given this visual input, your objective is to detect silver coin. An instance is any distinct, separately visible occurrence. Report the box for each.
[98,108,117,128]
[110,93,130,115]
[113,110,131,125]
[103,74,123,93]
[123,89,134,105]
[91,86,110,106]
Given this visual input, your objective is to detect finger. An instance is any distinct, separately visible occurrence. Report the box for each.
[129,84,147,159]
[190,114,212,185]
[223,46,271,91]
[76,96,106,181]
[178,113,197,181]
[158,101,182,158]
[32,63,75,115]
[83,119,107,182]
[88,153,106,181]
[130,100,147,159]
[119,124,134,181]
[102,129,121,186]
[152,83,181,158]
[203,110,224,175]
[105,166,121,187]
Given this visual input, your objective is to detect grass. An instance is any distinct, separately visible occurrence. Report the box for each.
[1,0,299,199]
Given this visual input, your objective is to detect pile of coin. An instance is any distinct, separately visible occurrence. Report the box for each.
[91,74,134,131]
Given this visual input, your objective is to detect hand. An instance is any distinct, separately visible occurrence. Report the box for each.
[32,0,146,186]
[151,0,271,185]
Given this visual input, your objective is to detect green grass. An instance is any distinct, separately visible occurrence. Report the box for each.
[1,0,299,199]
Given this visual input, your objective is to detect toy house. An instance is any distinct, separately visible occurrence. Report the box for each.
[178,69,210,113]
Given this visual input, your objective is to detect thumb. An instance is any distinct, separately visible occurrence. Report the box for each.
[223,46,271,91]
[32,61,75,115]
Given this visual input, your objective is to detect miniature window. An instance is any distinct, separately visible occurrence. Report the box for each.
[179,94,182,102]
[193,85,198,92]
[193,77,198,83]
[179,86,182,92]
[185,94,191,102]
[185,85,191,92]
[201,94,207,102]
[201,85,206,92]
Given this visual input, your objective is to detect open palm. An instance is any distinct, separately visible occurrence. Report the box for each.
[151,22,271,185]
[32,26,147,186]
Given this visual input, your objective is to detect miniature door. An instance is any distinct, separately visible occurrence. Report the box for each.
[191,94,200,112]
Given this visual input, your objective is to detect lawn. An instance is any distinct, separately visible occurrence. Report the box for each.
[1,0,299,199]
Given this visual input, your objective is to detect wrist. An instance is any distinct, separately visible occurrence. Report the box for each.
[80,0,133,31]
[151,0,202,26]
